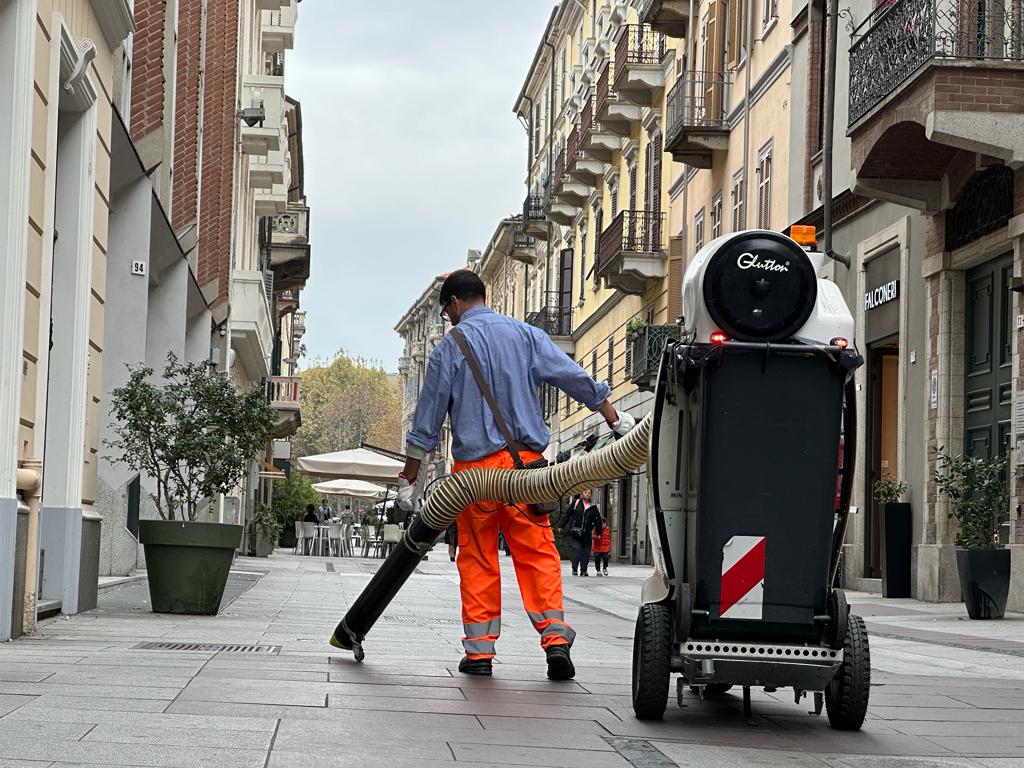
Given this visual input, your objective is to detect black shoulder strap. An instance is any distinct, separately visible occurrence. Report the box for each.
[450,328,525,469]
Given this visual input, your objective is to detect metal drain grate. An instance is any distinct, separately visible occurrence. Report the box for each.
[380,615,460,625]
[133,642,282,654]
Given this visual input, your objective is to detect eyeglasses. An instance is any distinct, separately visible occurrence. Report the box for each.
[438,298,453,322]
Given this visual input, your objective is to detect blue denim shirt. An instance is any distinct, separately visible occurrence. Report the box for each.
[406,306,611,462]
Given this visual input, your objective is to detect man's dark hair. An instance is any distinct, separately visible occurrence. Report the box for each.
[439,270,486,307]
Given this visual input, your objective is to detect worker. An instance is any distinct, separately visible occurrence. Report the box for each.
[397,270,635,680]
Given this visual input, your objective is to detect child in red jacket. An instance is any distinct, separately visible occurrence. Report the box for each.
[592,514,611,576]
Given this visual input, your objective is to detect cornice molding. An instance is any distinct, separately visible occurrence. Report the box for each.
[89,0,135,50]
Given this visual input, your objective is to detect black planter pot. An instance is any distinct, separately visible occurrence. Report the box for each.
[139,520,242,615]
[956,547,1010,620]
[880,502,912,598]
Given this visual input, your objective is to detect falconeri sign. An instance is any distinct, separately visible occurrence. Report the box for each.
[864,279,899,311]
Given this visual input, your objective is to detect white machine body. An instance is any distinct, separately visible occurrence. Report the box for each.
[681,230,854,345]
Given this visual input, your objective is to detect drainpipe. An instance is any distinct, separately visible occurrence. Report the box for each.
[17,460,41,635]
[822,0,850,266]
[521,96,534,186]
[743,0,755,227]
[545,39,557,301]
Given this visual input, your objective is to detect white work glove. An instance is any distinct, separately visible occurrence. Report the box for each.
[611,410,636,437]
[396,477,417,512]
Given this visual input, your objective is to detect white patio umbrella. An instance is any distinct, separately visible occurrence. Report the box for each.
[296,447,404,483]
[311,478,388,500]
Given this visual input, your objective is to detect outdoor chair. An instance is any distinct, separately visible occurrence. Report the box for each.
[293,521,304,555]
[327,523,344,557]
[340,522,354,556]
[381,524,401,558]
[300,521,318,555]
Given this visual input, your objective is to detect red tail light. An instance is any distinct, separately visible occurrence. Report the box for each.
[710,330,729,344]
[830,337,849,349]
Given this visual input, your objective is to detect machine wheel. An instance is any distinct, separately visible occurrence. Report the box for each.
[632,603,672,720]
[690,684,733,696]
[825,613,870,730]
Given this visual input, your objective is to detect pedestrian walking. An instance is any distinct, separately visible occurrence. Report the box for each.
[561,490,602,576]
[592,511,611,577]
[397,270,635,680]
[444,521,458,562]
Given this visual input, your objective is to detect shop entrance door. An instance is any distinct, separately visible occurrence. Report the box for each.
[865,339,899,579]
[965,254,1013,459]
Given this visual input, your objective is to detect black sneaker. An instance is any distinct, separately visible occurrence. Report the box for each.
[581,572,589,577]
[545,645,575,680]
[458,656,493,676]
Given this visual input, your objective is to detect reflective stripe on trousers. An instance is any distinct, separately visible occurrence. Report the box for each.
[462,618,501,659]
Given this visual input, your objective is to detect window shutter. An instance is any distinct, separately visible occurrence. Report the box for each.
[644,141,653,211]
[652,134,663,215]
[668,246,683,324]
[591,349,598,379]
[727,0,743,70]
[607,337,615,385]
[611,187,618,216]
[629,163,638,210]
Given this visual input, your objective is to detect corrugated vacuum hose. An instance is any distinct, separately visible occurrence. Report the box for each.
[330,413,653,661]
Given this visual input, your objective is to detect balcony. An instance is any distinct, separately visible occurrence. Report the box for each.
[291,310,306,342]
[613,25,666,107]
[249,149,287,190]
[640,0,691,39]
[231,271,274,378]
[427,323,445,345]
[510,222,537,265]
[847,0,1024,211]
[665,71,730,168]
[526,293,574,356]
[564,124,602,185]
[627,324,680,392]
[255,183,288,216]
[580,92,619,164]
[276,288,298,317]
[261,1,296,53]
[267,376,301,438]
[270,204,310,292]
[239,74,284,155]
[550,147,591,206]
[523,193,548,240]
[596,210,667,295]
[596,60,642,138]
[397,355,412,375]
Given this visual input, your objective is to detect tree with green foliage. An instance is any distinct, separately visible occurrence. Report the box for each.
[293,351,402,458]
[272,470,320,530]
[105,353,275,522]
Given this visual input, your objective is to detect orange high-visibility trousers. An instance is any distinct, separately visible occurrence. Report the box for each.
[453,448,575,660]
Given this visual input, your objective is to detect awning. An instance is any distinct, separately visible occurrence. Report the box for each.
[296,447,404,483]
[312,478,388,500]
[258,459,286,480]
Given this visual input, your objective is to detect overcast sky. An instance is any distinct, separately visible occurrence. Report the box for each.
[287,1,556,370]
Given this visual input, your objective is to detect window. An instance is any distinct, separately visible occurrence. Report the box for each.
[731,170,745,232]
[610,185,618,216]
[593,206,603,287]
[591,349,598,380]
[762,0,779,30]
[726,0,746,69]
[607,337,614,385]
[757,142,773,229]
[694,208,705,251]
[629,161,638,210]
[533,103,542,156]
[711,192,723,239]
[579,227,588,303]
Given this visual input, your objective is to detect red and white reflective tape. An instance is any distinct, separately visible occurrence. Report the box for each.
[720,535,766,620]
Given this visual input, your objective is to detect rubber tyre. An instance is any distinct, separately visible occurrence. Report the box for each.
[632,603,672,720]
[825,613,870,730]
[690,684,733,696]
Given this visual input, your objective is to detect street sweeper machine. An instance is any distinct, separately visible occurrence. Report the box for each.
[328,227,868,730]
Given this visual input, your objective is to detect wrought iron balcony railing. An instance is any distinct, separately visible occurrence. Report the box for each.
[511,222,536,250]
[849,0,1024,125]
[579,91,597,145]
[566,124,580,162]
[598,210,666,270]
[596,60,615,115]
[613,24,665,87]
[627,324,680,386]
[526,294,572,337]
[666,70,729,144]
[548,148,566,202]
[524,192,545,223]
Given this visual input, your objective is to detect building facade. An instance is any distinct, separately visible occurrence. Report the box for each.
[1,0,310,641]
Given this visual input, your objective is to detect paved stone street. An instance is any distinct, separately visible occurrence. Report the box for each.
[1,551,1023,767]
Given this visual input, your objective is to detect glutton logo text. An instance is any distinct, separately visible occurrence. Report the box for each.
[736,252,790,273]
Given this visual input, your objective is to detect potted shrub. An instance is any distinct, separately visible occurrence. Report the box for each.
[105,353,274,615]
[248,503,280,558]
[873,474,911,598]
[934,449,1011,619]
[271,471,319,548]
